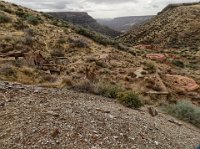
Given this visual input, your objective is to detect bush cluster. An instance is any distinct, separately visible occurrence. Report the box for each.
[72,80,143,109]
[163,101,200,128]
[0,12,12,23]
[118,91,143,108]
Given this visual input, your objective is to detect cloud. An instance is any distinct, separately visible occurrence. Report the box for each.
[85,0,138,4]
[4,0,200,18]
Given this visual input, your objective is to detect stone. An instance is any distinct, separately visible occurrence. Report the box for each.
[168,119,183,126]
[146,54,166,61]
[165,75,199,92]
[148,107,158,117]
[51,129,60,138]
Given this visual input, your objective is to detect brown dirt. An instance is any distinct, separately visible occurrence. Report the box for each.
[0,81,199,149]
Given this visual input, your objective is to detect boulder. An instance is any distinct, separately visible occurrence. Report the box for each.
[166,75,199,92]
[146,54,166,61]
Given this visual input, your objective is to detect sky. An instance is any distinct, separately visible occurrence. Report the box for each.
[4,0,200,18]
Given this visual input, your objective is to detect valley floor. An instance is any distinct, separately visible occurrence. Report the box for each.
[0,81,199,149]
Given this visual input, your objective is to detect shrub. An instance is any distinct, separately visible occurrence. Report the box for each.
[51,49,65,57]
[163,101,200,128]
[14,19,28,30]
[117,91,143,108]
[24,28,36,36]
[68,38,89,48]
[57,37,66,44]
[0,65,16,77]
[172,60,185,68]
[0,4,13,14]
[0,13,12,23]
[72,79,94,92]
[145,60,156,73]
[23,35,34,45]
[72,80,122,99]
[60,77,73,87]
[15,9,26,18]
[94,82,123,98]
[42,74,57,83]
[26,15,41,25]
[20,67,34,77]
[75,26,115,46]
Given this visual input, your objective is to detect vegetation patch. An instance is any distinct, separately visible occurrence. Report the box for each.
[163,101,200,128]
[172,60,185,68]
[75,26,115,46]
[117,91,143,108]
[26,15,42,25]
[72,80,143,109]
[0,12,12,23]
[145,60,157,73]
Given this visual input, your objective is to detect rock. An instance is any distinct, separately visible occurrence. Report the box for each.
[168,119,183,126]
[0,101,5,107]
[134,67,147,78]
[154,141,159,145]
[165,75,199,92]
[148,107,158,117]
[146,54,166,61]
[51,129,60,138]
[46,111,59,117]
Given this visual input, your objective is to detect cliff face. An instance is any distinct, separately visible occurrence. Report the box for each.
[118,3,200,49]
[97,16,154,32]
[47,12,121,37]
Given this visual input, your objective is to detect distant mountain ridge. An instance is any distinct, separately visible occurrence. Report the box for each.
[97,16,154,32]
[47,12,121,37]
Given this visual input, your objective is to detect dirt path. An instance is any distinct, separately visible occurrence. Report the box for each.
[0,81,199,149]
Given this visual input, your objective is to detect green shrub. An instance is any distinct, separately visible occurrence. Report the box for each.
[163,101,200,128]
[57,37,66,44]
[15,9,26,18]
[172,60,185,68]
[72,80,122,99]
[0,4,13,14]
[117,91,143,108]
[0,13,12,23]
[145,60,157,73]
[26,15,41,25]
[75,26,115,46]
[94,82,123,98]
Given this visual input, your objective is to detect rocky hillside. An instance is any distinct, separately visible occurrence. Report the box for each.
[0,1,200,106]
[47,12,121,37]
[119,2,200,49]
[0,81,200,149]
[0,2,200,147]
[97,16,154,32]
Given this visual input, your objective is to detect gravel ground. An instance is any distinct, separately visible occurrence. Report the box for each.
[0,81,200,149]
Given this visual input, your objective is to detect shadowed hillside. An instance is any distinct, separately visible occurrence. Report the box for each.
[47,12,121,37]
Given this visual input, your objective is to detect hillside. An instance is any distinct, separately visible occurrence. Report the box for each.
[0,1,200,148]
[47,12,121,37]
[0,81,200,149]
[97,16,154,32]
[119,2,200,49]
[0,1,200,106]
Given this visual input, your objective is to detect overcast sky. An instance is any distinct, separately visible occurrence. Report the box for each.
[4,0,200,18]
